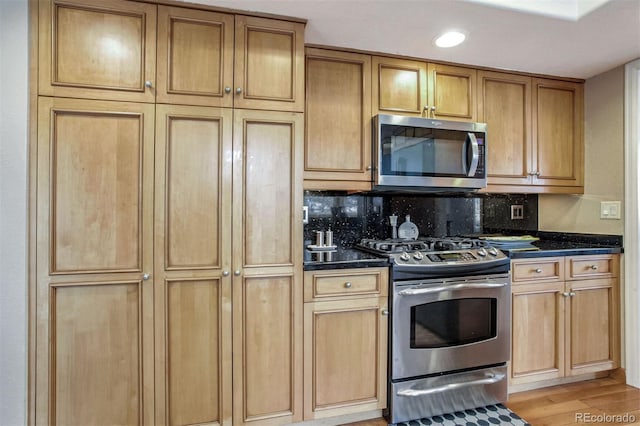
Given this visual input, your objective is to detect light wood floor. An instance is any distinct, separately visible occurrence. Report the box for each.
[347,377,640,425]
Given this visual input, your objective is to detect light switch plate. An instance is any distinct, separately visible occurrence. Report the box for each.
[600,201,621,219]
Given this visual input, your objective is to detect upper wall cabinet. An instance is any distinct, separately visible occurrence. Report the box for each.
[372,57,427,116]
[156,7,235,107]
[39,1,305,111]
[232,16,305,111]
[479,71,584,193]
[39,0,157,103]
[372,57,477,121]
[304,48,372,191]
[427,63,477,121]
[478,70,533,186]
[532,78,584,189]
[157,9,305,110]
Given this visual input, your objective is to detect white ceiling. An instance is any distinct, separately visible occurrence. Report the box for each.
[185,0,640,80]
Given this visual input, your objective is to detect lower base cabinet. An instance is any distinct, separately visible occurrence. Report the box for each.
[510,255,620,387]
[303,268,389,419]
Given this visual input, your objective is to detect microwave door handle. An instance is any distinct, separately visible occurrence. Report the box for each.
[466,133,479,177]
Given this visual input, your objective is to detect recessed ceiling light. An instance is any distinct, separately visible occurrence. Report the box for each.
[434,31,466,48]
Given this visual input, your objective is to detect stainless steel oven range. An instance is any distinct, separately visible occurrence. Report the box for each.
[356,237,511,424]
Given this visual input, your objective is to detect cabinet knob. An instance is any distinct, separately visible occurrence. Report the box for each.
[236,87,242,94]
[144,80,153,88]
[569,292,576,297]
[534,268,542,273]
[590,265,598,270]
[142,273,151,281]
[222,270,230,277]
[535,171,541,176]
[366,166,373,171]
[381,309,389,316]
[344,282,352,288]
[224,86,231,94]
[234,270,241,276]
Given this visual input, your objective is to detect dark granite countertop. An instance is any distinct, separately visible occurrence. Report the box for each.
[303,247,391,271]
[488,231,624,259]
[303,232,623,269]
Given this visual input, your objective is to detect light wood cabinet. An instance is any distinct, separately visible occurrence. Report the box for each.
[427,63,476,121]
[36,99,304,425]
[510,255,620,388]
[34,1,305,422]
[480,72,584,193]
[372,57,476,121]
[533,78,584,189]
[303,268,388,420]
[233,16,305,112]
[39,1,304,111]
[372,56,427,116]
[156,6,235,107]
[154,105,233,425]
[565,255,620,376]
[35,96,156,424]
[38,0,157,102]
[304,48,373,191]
[232,109,304,425]
[478,70,532,187]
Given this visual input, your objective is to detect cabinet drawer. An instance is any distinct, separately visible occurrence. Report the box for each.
[512,258,564,283]
[566,255,618,279]
[304,268,388,301]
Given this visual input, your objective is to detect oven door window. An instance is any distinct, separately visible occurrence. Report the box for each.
[410,298,497,348]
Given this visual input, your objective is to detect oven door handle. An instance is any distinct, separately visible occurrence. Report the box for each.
[398,282,507,296]
[396,373,506,397]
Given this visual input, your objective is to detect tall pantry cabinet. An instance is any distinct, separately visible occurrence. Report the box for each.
[33,0,305,425]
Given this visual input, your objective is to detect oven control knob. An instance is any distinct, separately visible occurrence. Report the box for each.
[399,252,411,262]
[477,248,487,257]
[488,248,499,256]
[413,252,424,260]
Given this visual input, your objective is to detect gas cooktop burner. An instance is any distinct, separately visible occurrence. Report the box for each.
[357,237,489,255]
[355,237,508,270]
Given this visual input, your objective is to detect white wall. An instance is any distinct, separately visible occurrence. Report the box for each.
[538,66,625,234]
[0,0,29,424]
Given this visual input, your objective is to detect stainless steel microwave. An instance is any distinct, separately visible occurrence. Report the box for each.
[373,114,487,192]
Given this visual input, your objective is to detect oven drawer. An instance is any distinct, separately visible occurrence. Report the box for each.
[389,365,508,424]
[304,268,388,301]
[566,255,618,280]
[512,257,564,283]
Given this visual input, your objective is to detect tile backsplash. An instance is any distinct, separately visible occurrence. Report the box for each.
[304,191,538,246]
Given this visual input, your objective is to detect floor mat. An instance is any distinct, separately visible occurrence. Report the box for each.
[392,403,531,425]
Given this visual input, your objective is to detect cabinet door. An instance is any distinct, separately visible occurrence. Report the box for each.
[532,78,584,188]
[566,278,619,376]
[154,105,233,425]
[372,56,427,116]
[478,71,533,186]
[304,48,372,190]
[234,16,305,112]
[38,0,156,102]
[510,282,565,385]
[232,109,303,425]
[304,297,388,419]
[157,7,234,107]
[428,63,476,121]
[35,97,155,424]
